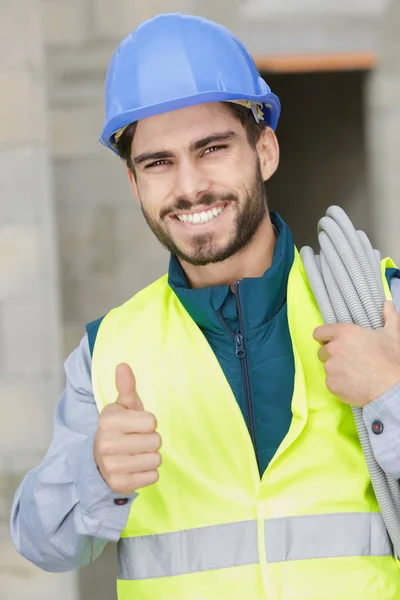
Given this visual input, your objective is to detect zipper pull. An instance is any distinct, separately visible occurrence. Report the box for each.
[235,333,246,358]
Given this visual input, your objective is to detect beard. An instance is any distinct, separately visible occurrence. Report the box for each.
[141,162,268,267]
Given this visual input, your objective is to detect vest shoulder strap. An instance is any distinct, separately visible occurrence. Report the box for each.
[88,274,169,357]
[86,316,105,358]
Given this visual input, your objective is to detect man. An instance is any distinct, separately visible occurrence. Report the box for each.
[11,13,400,600]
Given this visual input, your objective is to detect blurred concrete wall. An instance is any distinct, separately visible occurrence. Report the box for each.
[366,0,400,259]
[0,1,77,599]
[0,1,399,599]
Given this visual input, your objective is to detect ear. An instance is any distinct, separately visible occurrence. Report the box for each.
[127,167,141,205]
[256,127,280,182]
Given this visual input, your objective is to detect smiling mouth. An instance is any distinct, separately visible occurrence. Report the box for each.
[173,203,227,225]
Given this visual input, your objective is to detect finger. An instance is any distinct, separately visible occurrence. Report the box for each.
[317,343,330,364]
[104,452,162,475]
[119,410,158,434]
[129,452,162,473]
[130,470,160,491]
[100,408,158,434]
[115,363,144,411]
[99,432,162,455]
[107,470,159,495]
[313,325,336,344]
[125,432,162,454]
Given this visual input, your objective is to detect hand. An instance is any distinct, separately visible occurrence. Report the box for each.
[94,363,162,494]
[313,301,400,407]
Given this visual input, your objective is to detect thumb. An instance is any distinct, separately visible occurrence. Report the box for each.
[115,363,144,411]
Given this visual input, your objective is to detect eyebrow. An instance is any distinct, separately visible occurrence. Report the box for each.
[132,150,174,166]
[132,131,237,166]
[189,130,237,151]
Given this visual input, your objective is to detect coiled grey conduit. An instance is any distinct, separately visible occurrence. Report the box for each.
[300,205,400,558]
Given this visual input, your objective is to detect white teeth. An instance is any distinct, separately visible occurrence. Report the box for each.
[177,205,225,225]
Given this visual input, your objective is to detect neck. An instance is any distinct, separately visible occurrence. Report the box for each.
[179,216,276,289]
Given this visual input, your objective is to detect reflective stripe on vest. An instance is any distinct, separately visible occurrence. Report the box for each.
[117,512,392,580]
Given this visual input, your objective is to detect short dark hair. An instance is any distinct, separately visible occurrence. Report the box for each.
[114,102,266,176]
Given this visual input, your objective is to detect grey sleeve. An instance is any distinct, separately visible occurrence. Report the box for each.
[10,334,136,573]
[363,276,400,479]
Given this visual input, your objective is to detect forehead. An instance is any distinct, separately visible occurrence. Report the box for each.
[132,102,243,153]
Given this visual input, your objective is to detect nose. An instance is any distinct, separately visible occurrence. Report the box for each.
[174,157,211,204]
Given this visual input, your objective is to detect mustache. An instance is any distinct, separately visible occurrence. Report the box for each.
[160,192,238,220]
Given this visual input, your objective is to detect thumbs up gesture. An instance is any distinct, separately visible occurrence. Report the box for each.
[94,363,162,494]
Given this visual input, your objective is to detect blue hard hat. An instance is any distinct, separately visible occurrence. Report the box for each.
[100,13,281,153]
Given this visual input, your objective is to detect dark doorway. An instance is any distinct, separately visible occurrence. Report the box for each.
[263,70,371,250]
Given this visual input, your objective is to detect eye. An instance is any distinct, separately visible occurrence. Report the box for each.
[145,159,170,170]
[203,145,228,156]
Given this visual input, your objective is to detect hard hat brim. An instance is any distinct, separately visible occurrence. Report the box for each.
[100,90,281,153]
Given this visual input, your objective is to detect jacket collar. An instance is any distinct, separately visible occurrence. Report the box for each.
[168,212,294,333]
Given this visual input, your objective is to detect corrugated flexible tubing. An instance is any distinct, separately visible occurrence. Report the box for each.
[300,205,400,557]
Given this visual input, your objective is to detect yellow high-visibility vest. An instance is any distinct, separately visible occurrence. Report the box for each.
[91,250,400,600]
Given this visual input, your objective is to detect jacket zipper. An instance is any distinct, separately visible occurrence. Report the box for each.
[217,282,259,465]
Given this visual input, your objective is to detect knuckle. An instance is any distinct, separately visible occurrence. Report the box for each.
[97,437,113,456]
[325,375,338,395]
[324,360,333,374]
[325,375,334,391]
[147,412,158,430]
[150,470,160,483]
[98,417,110,434]
[340,323,353,338]
[130,474,143,491]
[104,457,121,474]
[98,410,117,433]
[113,482,129,495]
[141,412,157,432]
[101,403,117,416]
[328,341,338,355]
[107,474,132,495]
[154,452,162,468]
[97,430,120,455]
[153,432,162,450]
[146,470,160,486]
[101,455,117,474]
[131,470,159,491]
[105,473,119,491]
